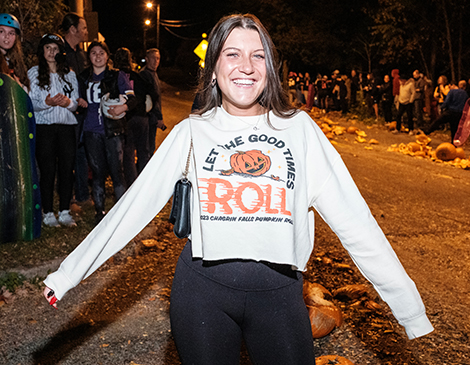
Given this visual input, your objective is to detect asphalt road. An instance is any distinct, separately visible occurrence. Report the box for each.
[0,88,469,364]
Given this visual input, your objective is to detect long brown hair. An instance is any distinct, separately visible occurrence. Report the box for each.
[0,52,9,74]
[37,36,71,91]
[5,40,30,89]
[194,14,295,123]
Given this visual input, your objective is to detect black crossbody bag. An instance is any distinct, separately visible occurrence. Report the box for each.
[168,139,193,239]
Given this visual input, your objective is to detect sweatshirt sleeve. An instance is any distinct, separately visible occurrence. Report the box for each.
[44,121,191,300]
[311,157,434,340]
[27,67,52,112]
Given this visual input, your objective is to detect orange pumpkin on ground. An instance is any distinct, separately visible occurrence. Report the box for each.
[346,126,358,134]
[435,143,457,161]
[303,281,343,338]
[316,355,355,365]
[222,150,271,176]
[455,147,466,159]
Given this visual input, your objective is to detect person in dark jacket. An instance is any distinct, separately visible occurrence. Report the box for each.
[77,41,136,224]
[139,48,165,154]
[59,13,91,206]
[114,47,152,188]
[381,74,394,124]
[425,80,468,143]
[338,75,348,115]
[413,70,426,129]
[350,69,359,107]
[315,75,330,113]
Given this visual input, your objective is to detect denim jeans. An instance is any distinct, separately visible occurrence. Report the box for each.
[396,103,414,131]
[426,110,462,141]
[414,99,424,128]
[83,131,126,214]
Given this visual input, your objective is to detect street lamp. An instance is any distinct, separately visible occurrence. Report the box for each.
[146,1,160,49]
[144,19,151,50]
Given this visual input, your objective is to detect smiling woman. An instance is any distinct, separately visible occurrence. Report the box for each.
[43,13,433,365]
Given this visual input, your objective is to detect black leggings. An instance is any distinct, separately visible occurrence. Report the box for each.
[35,124,76,213]
[170,242,315,365]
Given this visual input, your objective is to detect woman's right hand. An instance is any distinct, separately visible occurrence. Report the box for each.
[77,98,88,108]
[43,286,58,309]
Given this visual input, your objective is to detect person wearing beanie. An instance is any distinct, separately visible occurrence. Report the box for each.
[28,34,80,227]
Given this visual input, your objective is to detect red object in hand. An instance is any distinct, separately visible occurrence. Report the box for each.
[49,296,57,306]
[46,289,58,309]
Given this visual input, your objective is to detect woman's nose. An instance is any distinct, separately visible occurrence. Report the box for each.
[239,56,254,74]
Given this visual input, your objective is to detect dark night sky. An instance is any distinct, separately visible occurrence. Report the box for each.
[91,0,219,55]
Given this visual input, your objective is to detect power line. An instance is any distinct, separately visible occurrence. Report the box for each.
[163,26,202,41]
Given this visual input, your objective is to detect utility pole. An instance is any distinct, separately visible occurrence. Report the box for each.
[69,0,84,16]
[156,3,160,49]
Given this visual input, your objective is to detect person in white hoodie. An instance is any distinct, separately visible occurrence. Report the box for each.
[43,14,433,364]
[394,73,416,135]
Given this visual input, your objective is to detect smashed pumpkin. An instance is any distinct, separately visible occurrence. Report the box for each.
[408,142,421,152]
[316,355,355,365]
[414,150,426,157]
[303,281,343,338]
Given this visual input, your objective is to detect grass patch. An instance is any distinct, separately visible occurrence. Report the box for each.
[0,210,95,271]
[0,182,117,271]
[0,272,27,292]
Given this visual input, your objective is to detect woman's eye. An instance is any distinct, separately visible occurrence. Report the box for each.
[253,54,265,60]
[227,53,239,58]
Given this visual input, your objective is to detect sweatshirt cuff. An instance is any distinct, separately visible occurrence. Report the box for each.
[66,98,77,112]
[401,313,434,339]
[43,267,76,301]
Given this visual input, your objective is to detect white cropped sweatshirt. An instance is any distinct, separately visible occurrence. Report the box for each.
[45,106,433,339]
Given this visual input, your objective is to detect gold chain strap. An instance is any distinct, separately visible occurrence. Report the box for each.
[183,139,193,179]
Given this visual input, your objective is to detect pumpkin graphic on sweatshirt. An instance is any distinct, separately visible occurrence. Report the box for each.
[221,150,271,177]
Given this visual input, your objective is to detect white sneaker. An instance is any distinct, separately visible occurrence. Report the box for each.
[43,212,60,227]
[58,210,77,227]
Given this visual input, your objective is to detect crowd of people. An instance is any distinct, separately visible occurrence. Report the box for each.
[0,12,166,230]
[2,9,466,233]
[288,68,469,140]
